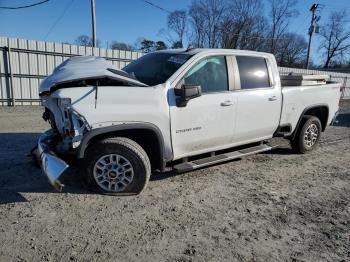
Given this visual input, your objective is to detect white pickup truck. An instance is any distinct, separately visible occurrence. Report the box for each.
[35,48,341,194]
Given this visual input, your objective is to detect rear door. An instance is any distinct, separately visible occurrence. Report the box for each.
[169,55,236,159]
[232,55,281,144]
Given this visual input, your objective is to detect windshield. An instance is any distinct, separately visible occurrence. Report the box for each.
[123,52,192,86]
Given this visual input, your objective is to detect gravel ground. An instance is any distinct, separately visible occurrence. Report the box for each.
[0,105,349,262]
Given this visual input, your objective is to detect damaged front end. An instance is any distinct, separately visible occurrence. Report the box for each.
[34,56,147,191]
[33,100,90,191]
[33,96,91,190]
[42,96,91,151]
[34,130,69,191]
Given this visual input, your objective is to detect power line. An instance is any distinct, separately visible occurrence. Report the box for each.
[140,0,171,14]
[0,0,50,9]
[43,0,74,40]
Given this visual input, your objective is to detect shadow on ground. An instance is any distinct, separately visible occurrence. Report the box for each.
[0,133,89,205]
[333,112,350,127]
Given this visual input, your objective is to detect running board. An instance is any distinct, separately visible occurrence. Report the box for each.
[173,144,273,172]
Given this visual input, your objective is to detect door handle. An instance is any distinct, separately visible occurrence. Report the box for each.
[220,101,234,106]
[268,96,277,101]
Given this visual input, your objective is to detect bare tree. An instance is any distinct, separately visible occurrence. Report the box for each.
[319,11,350,68]
[275,32,307,67]
[173,0,303,57]
[167,10,187,48]
[188,1,206,47]
[189,0,226,48]
[157,28,175,47]
[204,0,226,48]
[74,35,101,47]
[221,0,267,50]
[74,35,91,46]
[268,0,298,54]
[238,16,270,51]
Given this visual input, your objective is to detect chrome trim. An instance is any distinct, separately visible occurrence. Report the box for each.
[37,130,69,191]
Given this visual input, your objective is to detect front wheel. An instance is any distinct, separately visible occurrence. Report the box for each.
[83,137,151,195]
[291,116,322,154]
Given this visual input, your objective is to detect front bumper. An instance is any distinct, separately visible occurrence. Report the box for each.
[35,130,69,191]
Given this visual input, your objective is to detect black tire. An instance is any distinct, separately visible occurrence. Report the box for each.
[291,115,322,154]
[82,137,151,195]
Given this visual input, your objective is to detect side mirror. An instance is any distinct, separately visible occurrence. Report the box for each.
[174,84,202,107]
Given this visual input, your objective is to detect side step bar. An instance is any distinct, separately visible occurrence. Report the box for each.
[173,144,273,172]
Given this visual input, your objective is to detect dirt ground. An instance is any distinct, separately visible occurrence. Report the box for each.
[0,105,349,262]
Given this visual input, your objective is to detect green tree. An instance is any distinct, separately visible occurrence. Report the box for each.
[172,41,183,49]
[140,39,155,53]
[155,41,167,50]
[111,41,134,51]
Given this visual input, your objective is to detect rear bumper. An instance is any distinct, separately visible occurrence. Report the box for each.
[35,130,69,191]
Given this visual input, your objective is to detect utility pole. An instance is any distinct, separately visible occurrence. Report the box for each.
[91,0,97,48]
[305,4,320,69]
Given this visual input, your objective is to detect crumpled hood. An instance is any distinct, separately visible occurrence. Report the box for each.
[39,56,147,94]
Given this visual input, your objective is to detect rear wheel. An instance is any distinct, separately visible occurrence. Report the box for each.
[83,137,151,195]
[291,116,322,154]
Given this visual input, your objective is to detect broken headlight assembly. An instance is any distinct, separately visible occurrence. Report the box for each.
[57,98,91,150]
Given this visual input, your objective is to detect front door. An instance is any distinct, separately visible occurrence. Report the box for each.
[169,56,235,159]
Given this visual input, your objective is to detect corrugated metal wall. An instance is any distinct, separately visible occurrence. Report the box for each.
[0,36,349,106]
[0,36,143,105]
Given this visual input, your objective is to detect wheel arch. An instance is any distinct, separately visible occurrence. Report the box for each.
[291,104,329,140]
[78,123,166,172]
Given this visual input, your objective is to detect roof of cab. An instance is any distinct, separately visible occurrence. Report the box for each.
[154,48,201,55]
[153,48,274,58]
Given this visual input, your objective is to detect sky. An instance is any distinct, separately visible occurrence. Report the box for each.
[0,0,350,63]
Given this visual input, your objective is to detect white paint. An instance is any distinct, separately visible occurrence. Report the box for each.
[42,49,342,162]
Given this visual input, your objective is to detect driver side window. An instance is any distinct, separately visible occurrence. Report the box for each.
[183,56,228,93]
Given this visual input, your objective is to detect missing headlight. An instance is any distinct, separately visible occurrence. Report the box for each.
[56,98,91,149]
[68,108,91,148]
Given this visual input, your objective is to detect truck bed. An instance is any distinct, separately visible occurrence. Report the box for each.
[280,82,341,133]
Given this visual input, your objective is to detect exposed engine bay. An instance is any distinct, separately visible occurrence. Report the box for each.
[38,56,148,154]
[42,96,90,153]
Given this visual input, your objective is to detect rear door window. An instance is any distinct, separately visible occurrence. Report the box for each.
[236,56,271,89]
